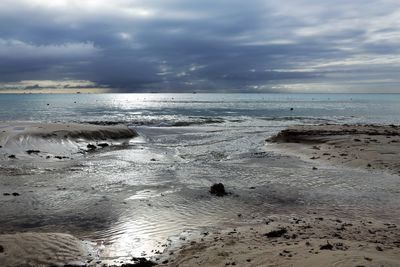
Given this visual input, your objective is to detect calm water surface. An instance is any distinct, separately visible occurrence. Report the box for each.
[0,93,399,124]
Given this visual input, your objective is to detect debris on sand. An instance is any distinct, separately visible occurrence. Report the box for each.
[264,228,287,238]
[87,144,97,150]
[320,241,333,250]
[97,143,109,148]
[119,257,157,267]
[26,150,41,155]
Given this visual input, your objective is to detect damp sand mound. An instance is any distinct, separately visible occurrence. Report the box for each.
[0,122,138,160]
[268,124,400,175]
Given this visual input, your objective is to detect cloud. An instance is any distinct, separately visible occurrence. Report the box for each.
[0,79,110,93]
[0,0,399,92]
[0,39,99,59]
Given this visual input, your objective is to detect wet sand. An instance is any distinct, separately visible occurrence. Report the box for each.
[163,124,400,266]
[163,215,400,267]
[0,233,94,266]
[1,123,400,266]
[268,124,400,175]
[0,122,137,142]
[4,214,398,267]
[0,122,137,161]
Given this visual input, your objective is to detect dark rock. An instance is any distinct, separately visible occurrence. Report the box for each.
[26,150,40,155]
[312,167,318,170]
[122,257,157,267]
[3,193,10,196]
[12,192,20,196]
[87,144,96,150]
[376,246,383,251]
[150,158,157,162]
[0,245,3,253]
[54,156,69,160]
[8,155,16,159]
[97,143,109,148]
[320,242,333,250]
[210,183,227,197]
[264,228,287,238]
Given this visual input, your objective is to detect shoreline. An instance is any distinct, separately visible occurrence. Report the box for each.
[1,214,398,266]
[1,123,400,266]
[161,123,400,266]
[0,122,137,162]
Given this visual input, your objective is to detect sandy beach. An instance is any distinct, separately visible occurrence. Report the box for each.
[1,0,400,263]
[1,122,400,266]
[163,215,400,267]
[160,124,400,267]
[268,124,400,175]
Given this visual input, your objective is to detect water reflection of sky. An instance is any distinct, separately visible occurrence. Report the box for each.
[73,125,400,260]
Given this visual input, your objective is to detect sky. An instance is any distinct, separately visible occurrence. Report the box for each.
[0,0,399,93]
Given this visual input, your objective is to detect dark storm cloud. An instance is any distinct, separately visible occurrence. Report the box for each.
[0,0,399,92]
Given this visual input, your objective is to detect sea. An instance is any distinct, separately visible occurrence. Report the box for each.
[0,93,400,262]
[1,93,400,125]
